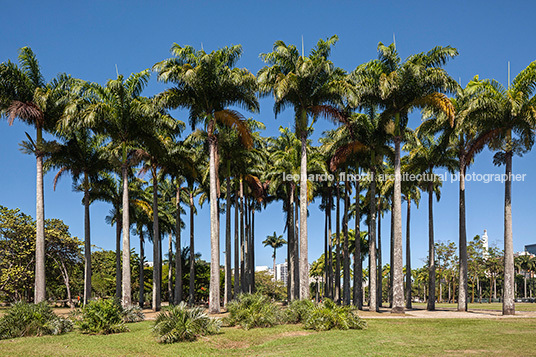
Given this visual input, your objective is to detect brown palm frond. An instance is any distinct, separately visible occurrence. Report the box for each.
[7,101,44,127]
[329,141,367,171]
[244,174,264,200]
[214,109,253,148]
[53,167,68,191]
[466,128,503,164]
[309,105,348,125]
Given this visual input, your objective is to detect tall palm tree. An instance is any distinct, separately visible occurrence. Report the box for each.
[60,70,163,306]
[259,36,348,300]
[263,232,287,280]
[405,133,457,310]
[155,44,259,313]
[44,130,110,304]
[470,62,536,315]
[353,43,458,312]
[419,81,523,311]
[0,47,73,302]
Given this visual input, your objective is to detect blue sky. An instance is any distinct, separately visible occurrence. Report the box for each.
[1,0,535,269]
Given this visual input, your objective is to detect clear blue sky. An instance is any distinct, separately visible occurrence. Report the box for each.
[1,0,535,269]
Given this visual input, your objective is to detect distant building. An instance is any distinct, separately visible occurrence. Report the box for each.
[275,262,288,284]
[255,266,269,272]
[482,230,489,258]
[525,244,536,255]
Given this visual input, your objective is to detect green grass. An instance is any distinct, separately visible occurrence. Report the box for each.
[1,318,535,356]
[412,302,536,311]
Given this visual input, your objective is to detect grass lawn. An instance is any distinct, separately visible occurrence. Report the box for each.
[412,302,536,312]
[1,318,535,356]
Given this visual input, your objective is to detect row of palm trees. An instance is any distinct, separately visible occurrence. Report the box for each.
[1,37,535,316]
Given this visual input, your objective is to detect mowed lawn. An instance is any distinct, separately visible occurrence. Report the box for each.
[412,302,536,312]
[1,318,535,356]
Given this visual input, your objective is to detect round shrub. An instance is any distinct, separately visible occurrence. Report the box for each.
[73,299,128,334]
[304,298,367,331]
[121,305,145,323]
[224,293,282,330]
[285,299,315,324]
[0,301,72,339]
[152,302,221,343]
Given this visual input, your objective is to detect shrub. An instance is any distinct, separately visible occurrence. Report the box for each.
[122,305,145,323]
[304,299,367,331]
[152,302,220,343]
[0,301,72,339]
[285,299,315,324]
[224,293,282,330]
[73,299,128,334]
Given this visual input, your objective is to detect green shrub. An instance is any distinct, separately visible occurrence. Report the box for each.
[122,305,145,323]
[152,302,221,343]
[224,293,282,330]
[285,299,315,324]
[73,299,128,334]
[304,299,367,331]
[0,301,72,339]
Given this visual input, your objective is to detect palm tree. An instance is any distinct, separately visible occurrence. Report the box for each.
[353,43,458,312]
[259,35,348,300]
[468,63,536,315]
[263,232,287,280]
[155,44,259,313]
[60,70,162,306]
[405,132,457,310]
[419,83,502,311]
[44,130,110,304]
[0,47,73,302]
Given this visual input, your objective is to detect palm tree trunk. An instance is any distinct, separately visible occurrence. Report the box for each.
[174,183,182,304]
[35,148,46,303]
[343,174,350,305]
[244,197,250,293]
[389,201,394,308]
[392,136,404,313]
[189,192,195,305]
[115,215,122,300]
[294,188,300,299]
[427,183,436,311]
[168,232,173,303]
[152,167,161,312]
[324,190,328,298]
[327,189,333,299]
[251,205,255,292]
[369,167,378,312]
[83,178,91,305]
[335,180,341,303]
[287,187,294,300]
[405,198,412,309]
[121,163,131,307]
[208,134,220,313]
[458,160,468,311]
[139,231,145,308]
[377,202,382,309]
[234,184,239,298]
[299,133,309,300]
[225,175,232,306]
[503,151,515,315]
[354,180,362,309]
[240,179,245,293]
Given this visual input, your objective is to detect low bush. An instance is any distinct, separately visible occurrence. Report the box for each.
[285,299,315,324]
[304,299,367,331]
[152,302,220,343]
[121,305,145,323]
[0,301,72,339]
[224,293,282,330]
[72,299,128,334]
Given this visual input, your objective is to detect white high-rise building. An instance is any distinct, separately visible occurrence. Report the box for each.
[482,229,489,258]
[274,262,288,285]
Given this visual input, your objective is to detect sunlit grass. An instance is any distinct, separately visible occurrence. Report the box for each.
[1,318,535,356]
